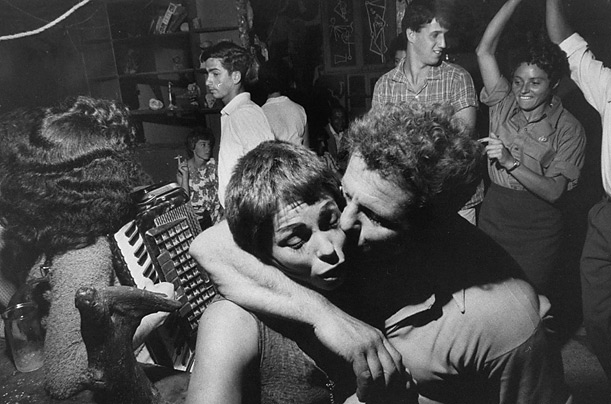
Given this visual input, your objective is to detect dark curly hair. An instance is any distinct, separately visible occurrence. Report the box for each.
[401,0,452,33]
[0,96,150,283]
[200,41,259,87]
[341,102,484,220]
[510,31,567,87]
[225,140,342,263]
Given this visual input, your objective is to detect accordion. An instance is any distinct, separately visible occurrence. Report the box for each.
[111,182,219,371]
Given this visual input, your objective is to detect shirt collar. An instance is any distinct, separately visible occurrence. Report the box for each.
[326,123,339,136]
[384,289,466,333]
[221,92,251,116]
[391,59,446,84]
[509,94,563,130]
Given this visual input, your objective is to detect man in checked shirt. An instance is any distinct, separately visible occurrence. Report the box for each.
[372,0,481,224]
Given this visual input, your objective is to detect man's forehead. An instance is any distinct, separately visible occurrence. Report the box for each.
[343,155,405,198]
[421,18,448,33]
[342,155,413,221]
[204,58,225,70]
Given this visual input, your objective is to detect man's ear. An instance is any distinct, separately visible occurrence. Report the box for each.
[406,28,416,43]
[231,70,242,85]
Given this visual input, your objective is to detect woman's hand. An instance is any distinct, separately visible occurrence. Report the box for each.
[175,155,191,194]
[479,132,515,170]
[176,155,189,180]
[133,281,176,349]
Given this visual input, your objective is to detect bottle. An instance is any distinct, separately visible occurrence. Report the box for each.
[168,81,176,110]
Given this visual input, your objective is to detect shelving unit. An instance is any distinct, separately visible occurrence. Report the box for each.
[77,0,241,128]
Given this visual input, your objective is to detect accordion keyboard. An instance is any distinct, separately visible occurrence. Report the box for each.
[112,183,219,370]
[147,205,217,330]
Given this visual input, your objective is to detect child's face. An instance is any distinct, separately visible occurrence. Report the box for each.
[330,110,346,133]
[193,139,212,161]
[271,197,346,291]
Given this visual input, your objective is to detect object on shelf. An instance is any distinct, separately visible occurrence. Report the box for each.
[168,5,188,33]
[172,55,184,71]
[187,83,200,107]
[124,48,139,74]
[157,3,178,34]
[168,81,177,110]
[149,99,164,110]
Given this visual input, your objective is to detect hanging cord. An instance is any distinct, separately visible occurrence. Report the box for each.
[0,0,91,41]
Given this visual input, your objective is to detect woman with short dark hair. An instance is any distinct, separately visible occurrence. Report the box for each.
[476,0,586,296]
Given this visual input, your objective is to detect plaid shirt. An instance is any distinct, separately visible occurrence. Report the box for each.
[372,59,482,209]
[372,59,478,112]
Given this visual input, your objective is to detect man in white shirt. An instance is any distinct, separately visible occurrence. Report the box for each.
[259,59,309,147]
[547,0,611,383]
[201,42,274,207]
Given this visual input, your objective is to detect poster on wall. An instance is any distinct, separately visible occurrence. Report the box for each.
[362,0,390,65]
[322,0,396,72]
[325,0,357,68]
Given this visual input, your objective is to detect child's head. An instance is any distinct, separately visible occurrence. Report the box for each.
[185,127,215,160]
[329,106,347,134]
[391,34,407,67]
[226,141,346,290]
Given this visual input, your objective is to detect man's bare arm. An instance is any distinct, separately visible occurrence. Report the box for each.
[189,221,404,401]
[453,106,477,137]
[546,0,574,45]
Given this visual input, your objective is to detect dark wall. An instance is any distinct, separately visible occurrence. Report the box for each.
[0,1,92,113]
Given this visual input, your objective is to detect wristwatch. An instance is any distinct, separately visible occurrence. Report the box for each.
[506,158,521,173]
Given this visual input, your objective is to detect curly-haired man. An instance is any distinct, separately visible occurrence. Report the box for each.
[190,102,571,403]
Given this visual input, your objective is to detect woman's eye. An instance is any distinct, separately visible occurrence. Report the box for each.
[286,238,305,250]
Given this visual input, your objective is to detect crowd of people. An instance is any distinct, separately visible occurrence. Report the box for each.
[1,0,610,402]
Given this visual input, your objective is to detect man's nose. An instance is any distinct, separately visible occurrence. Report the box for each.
[340,201,359,232]
[438,34,446,49]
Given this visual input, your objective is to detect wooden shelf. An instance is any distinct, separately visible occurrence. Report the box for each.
[90,74,120,82]
[192,26,238,34]
[78,0,244,135]
[113,32,190,45]
[119,69,195,79]
[129,107,221,125]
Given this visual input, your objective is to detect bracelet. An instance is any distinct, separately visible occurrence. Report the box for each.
[506,158,521,173]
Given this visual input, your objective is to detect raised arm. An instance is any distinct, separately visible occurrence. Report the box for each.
[176,157,190,195]
[189,220,404,401]
[546,0,574,44]
[476,0,523,93]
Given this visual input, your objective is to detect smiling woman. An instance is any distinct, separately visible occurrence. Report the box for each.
[475,0,586,300]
